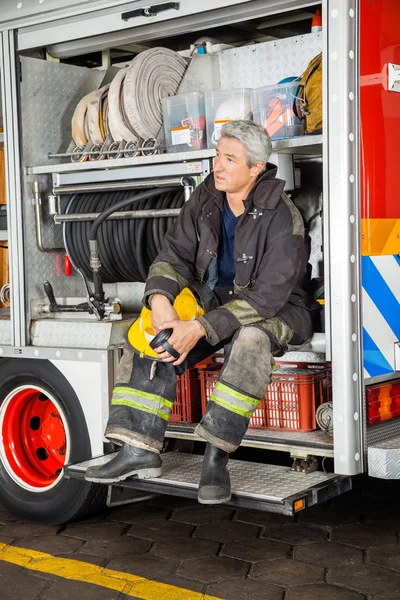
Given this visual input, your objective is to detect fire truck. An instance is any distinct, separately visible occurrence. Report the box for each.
[0,0,398,525]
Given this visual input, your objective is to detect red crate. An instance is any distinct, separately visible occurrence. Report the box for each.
[171,369,202,423]
[199,364,331,432]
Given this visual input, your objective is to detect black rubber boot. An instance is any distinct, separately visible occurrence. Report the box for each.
[85,444,162,484]
[198,443,231,504]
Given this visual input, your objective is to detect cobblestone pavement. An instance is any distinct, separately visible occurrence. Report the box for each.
[1,476,400,600]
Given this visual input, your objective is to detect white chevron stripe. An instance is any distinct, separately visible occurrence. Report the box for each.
[364,367,371,379]
[362,288,396,369]
[371,256,400,303]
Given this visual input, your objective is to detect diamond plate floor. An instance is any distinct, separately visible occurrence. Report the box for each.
[71,452,338,504]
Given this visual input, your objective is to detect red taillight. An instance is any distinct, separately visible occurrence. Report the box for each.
[366,381,400,425]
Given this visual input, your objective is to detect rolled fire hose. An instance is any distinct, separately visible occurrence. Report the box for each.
[108,68,139,143]
[71,90,93,147]
[123,47,187,139]
[71,85,109,147]
[71,48,187,148]
[102,95,110,139]
[87,85,110,145]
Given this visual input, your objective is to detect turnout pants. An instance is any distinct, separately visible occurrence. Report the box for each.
[105,317,304,454]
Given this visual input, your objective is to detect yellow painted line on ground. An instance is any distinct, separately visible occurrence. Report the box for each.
[0,543,222,600]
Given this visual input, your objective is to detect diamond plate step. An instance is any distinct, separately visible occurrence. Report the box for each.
[66,452,351,515]
[368,435,400,479]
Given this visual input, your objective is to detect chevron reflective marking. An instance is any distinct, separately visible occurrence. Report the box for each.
[362,289,396,371]
[371,256,400,303]
[362,256,400,377]
[363,327,393,377]
[362,257,399,336]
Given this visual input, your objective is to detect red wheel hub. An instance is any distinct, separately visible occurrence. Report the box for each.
[1,387,67,488]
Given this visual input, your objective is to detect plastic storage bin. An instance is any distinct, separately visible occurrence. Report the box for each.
[171,369,202,423]
[162,92,206,153]
[251,82,305,139]
[205,89,252,148]
[199,363,331,432]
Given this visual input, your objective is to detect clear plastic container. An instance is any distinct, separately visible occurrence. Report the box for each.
[251,82,305,140]
[204,89,252,148]
[162,92,206,153]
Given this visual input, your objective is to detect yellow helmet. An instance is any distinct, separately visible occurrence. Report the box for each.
[128,287,205,358]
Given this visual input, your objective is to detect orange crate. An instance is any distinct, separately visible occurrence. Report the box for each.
[199,364,331,432]
[171,369,202,423]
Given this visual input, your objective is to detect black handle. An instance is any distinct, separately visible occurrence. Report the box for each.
[43,281,58,309]
[122,2,180,21]
[150,328,173,350]
[150,328,181,360]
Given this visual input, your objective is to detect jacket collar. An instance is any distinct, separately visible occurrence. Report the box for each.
[203,163,285,210]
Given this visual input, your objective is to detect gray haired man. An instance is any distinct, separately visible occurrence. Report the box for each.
[86,120,315,504]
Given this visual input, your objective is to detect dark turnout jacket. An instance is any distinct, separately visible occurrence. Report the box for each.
[143,166,315,345]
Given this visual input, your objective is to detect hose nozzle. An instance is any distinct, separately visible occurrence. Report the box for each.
[89,239,102,271]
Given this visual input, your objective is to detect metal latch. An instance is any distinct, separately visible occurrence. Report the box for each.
[122,2,180,21]
[388,63,400,93]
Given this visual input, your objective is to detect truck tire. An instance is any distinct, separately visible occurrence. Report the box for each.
[0,358,106,524]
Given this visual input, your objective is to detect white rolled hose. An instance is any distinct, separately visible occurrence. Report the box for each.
[123,47,187,139]
[108,68,139,143]
[71,47,187,148]
[71,85,109,147]
[87,85,110,145]
[71,90,93,147]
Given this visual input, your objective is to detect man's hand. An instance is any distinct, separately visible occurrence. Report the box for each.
[150,294,179,333]
[154,319,206,366]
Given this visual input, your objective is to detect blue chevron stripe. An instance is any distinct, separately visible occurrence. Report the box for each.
[363,328,394,377]
[395,255,400,267]
[362,256,400,339]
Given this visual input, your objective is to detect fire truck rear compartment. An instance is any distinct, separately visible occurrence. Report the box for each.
[22,32,326,430]
[0,2,377,517]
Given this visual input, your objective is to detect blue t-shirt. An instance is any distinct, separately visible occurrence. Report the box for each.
[217,198,240,287]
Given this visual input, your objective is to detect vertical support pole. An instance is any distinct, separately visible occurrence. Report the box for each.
[101,49,111,70]
[327,0,364,474]
[0,30,27,347]
[322,0,331,363]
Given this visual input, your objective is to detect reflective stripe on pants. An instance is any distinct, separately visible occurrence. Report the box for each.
[209,381,260,419]
[112,387,173,421]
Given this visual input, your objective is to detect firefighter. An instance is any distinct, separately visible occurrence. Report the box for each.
[85,120,315,504]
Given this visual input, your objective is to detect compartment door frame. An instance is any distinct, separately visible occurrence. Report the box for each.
[16,0,321,53]
[326,0,365,475]
[0,29,27,347]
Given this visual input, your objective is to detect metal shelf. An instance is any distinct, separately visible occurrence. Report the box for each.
[26,135,323,176]
[272,134,323,155]
[166,424,334,458]
[27,148,216,176]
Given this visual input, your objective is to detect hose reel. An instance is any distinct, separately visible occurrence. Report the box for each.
[63,187,185,285]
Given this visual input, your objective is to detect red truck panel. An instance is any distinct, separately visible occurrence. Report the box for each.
[360,0,400,254]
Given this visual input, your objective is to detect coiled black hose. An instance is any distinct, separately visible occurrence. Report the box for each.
[63,188,185,283]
